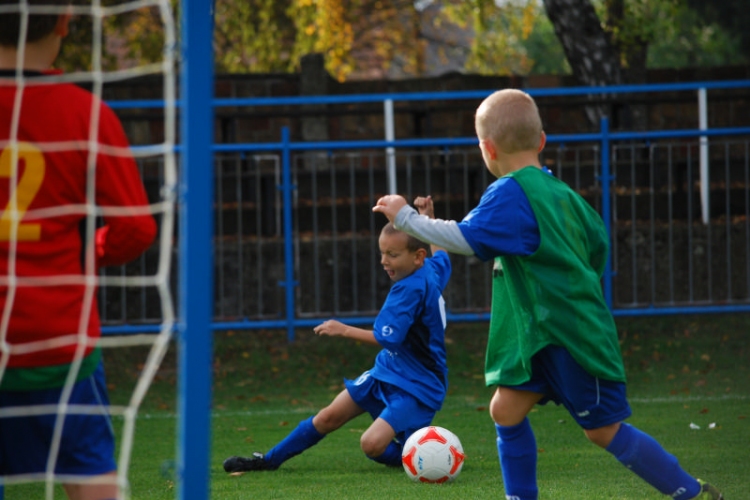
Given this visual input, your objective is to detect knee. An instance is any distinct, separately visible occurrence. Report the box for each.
[312,409,344,434]
[584,422,620,448]
[360,434,388,458]
[490,405,512,427]
[489,395,522,427]
[489,389,541,427]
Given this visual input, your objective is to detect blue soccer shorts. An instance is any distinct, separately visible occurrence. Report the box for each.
[345,370,435,443]
[0,361,117,476]
[506,344,632,429]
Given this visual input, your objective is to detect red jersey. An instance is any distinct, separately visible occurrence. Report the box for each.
[0,71,157,368]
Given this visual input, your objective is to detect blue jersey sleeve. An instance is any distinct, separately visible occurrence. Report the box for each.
[457,176,540,261]
[429,251,451,291]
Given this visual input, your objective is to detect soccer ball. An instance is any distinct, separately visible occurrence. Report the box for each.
[401,426,465,483]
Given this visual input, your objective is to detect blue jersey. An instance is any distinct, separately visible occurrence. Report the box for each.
[458,172,544,260]
[370,251,451,410]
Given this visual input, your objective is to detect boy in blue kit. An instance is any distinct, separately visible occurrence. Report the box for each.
[223,201,451,473]
[373,89,723,499]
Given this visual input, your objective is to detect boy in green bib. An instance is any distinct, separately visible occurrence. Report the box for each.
[373,89,722,500]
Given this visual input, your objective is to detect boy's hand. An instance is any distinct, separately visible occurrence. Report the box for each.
[373,195,408,222]
[313,319,346,337]
[413,195,434,218]
[314,320,379,345]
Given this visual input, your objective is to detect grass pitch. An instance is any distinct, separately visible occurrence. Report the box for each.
[5,314,749,499]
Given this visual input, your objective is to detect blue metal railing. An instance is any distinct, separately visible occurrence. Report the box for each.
[107,79,750,110]
[103,80,750,341]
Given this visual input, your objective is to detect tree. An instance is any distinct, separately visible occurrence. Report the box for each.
[440,0,539,76]
[448,0,746,127]
[57,0,428,82]
[685,0,750,55]
[541,0,623,125]
[646,5,747,68]
[522,11,570,75]
[213,0,297,74]
[346,0,426,79]
[55,0,747,95]
[58,0,176,74]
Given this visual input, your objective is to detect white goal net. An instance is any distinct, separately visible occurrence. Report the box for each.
[0,1,176,498]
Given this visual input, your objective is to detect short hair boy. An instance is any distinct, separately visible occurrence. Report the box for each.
[373,89,723,500]
[224,199,452,472]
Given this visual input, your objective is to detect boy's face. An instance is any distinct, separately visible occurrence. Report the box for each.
[378,231,423,282]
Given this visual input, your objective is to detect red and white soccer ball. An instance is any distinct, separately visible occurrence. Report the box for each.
[401,426,465,483]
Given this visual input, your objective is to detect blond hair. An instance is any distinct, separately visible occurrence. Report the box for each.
[475,89,543,154]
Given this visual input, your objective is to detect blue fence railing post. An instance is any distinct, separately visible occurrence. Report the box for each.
[280,127,298,342]
[599,117,614,310]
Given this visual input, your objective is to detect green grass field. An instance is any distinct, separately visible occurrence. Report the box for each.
[5,314,749,499]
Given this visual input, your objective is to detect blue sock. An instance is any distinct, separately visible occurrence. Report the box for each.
[496,419,538,500]
[606,423,700,499]
[263,416,325,468]
[368,440,403,467]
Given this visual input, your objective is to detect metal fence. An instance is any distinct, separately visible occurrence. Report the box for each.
[101,81,750,339]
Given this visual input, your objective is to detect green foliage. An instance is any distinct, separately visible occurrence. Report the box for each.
[591,0,747,69]
[287,0,355,81]
[214,0,296,73]
[444,0,746,78]
[522,13,570,75]
[443,0,540,75]
[595,0,681,67]
[646,4,747,68]
[685,0,750,55]
[55,0,173,73]
[52,0,747,79]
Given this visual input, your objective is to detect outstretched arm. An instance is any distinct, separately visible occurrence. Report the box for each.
[374,194,474,256]
[413,195,445,255]
[313,319,380,346]
[396,206,474,256]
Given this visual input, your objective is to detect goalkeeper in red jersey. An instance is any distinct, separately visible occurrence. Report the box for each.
[0,2,157,499]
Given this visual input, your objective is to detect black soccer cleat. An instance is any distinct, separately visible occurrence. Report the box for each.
[695,479,724,500]
[223,452,276,473]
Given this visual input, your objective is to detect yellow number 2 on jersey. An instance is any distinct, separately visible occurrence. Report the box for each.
[0,142,45,241]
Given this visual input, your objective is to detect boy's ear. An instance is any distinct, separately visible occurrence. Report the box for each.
[537,131,546,153]
[54,13,72,38]
[481,139,498,160]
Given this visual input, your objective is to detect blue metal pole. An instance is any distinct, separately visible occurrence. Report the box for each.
[599,117,614,309]
[178,0,214,499]
[280,127,298,342]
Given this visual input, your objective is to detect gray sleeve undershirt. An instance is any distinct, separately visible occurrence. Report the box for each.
[394,205,475,256]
